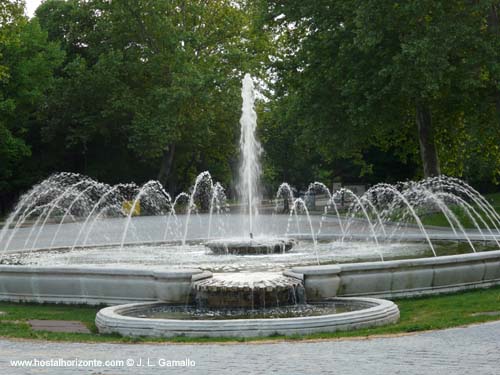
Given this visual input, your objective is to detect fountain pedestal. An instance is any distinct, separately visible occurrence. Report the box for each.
[205,238,295,255]
[193,272,304,308]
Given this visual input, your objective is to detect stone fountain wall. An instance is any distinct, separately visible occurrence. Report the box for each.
[0,266,210,305]
[0,250,499,304]
[288,250,500,300]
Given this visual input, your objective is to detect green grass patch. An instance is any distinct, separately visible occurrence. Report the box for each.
[322,192,500,230]
[419,209,477,228]
[485,192,500,206]
[393,192,500,229]
[0,286,499,343]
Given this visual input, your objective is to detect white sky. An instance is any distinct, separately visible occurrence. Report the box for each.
[25,0,43,18]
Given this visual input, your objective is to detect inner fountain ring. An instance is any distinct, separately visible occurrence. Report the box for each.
[205,237,296,255]
[3,227,499,274]
[2,233,481,273]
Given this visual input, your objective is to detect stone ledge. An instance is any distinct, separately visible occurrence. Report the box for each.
[291,265,341,276]
[288,250,500,300]
[95,297,400,338]
[0,266,206,305]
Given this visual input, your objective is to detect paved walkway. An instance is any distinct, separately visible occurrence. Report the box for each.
[0,321,499,374]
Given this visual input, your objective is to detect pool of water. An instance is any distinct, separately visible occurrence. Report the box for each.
[129,301,366,320]
[1,239,497,272]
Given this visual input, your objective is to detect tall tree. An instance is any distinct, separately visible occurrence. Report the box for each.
[265,0,500,181]
[0,0,64,213]
[36,0,270,193]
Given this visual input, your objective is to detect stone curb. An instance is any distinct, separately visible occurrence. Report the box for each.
[95,297,400,338]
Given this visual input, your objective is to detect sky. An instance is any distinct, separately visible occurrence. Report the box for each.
[25,0,43,18]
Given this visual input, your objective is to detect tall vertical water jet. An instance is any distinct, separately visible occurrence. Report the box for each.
[205,74,295,255]
[238,73,262,237]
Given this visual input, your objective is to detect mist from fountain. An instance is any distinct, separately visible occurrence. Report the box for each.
[2,168,500,268]
[120,180,170,251]
[79,184,133,249]
[162,192,189,242]
[289,198,319,263]
[182,171,213,246]
[365,184,437,256]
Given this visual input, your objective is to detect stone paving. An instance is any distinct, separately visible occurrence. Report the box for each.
[0,321,499,374]
[27,320,91,334]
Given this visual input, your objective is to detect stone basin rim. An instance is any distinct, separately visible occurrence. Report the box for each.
[95,297,400,337]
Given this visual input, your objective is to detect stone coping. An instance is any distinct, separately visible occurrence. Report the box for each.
[291,249,500,274]
[291,265,341,276]
[0,265,208,278]
[0,266,211,305]
[95,297,400,338]
[0,249,499,305]
[289,249,500,300]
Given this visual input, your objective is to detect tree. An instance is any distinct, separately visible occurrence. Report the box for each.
[0,0,64,213]
[265,0,500,183]
[36,0,270,194]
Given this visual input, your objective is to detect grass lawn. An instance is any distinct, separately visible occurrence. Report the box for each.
[321,192,500,230]
[485,192,500,206]
[396,192,500,229]
[0,286,499,343]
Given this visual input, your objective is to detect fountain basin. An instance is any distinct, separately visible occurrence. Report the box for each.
[95,297,400,338]
[205,238,295,255]
[1,247,500,305]
[129,302,359,320]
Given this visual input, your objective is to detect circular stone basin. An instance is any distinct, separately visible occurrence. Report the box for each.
[193,272,304,308]
[95,297,400,338]
[205,238,295,255]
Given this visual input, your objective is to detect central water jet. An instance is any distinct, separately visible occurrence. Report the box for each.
[238,73,261,236]
[205,74,296,255]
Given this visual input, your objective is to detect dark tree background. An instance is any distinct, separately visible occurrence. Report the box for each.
[1,0,500,214]
[261,0,500,191]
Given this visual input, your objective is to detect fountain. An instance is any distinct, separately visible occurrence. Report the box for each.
[1,74,500,338]
[193,272,304,308]
[204,73,296,255]
[205,238,295,255]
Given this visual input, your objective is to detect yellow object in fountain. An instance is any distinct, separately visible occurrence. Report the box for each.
[122,200,141,216]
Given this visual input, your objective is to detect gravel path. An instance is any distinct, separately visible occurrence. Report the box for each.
[1,321,499,374]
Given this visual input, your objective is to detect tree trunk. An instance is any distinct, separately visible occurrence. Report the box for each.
[157,144,176,187]
[488,4,499,34]
[0,194,6,217]
[416,103,441,177]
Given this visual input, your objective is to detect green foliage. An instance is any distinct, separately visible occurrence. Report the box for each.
[33,0,271,192]
[263,0,500,187]
[0,1,64,202]
[2,0,500,210]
